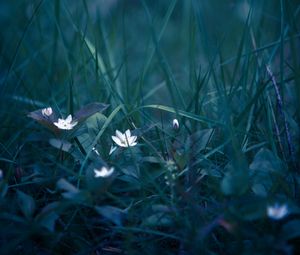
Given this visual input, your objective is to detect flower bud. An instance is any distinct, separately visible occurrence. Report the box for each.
[172,119,179,129]
[42,107,53,117]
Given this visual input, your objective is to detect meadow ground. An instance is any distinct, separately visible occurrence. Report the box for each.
[0,0,300,254]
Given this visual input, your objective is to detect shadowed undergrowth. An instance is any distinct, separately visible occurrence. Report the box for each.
[0,0,300,254]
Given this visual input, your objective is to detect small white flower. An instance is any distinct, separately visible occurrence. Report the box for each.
[94,166,114,178]
[54,115,78,130]
[112,129,137,147]
[172,119,179,129]
[42,107,53,117]
[267,203,288,220]
[109,145,117,155]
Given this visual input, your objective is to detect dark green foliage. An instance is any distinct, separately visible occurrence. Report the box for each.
[0,0,300,254]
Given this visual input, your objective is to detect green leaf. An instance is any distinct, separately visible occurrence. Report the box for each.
[95,205,127,226]
[251,183,268,197]
[250,148,286,174]
[86,113,107,134]
[73,103,109,122]
[16,190,36,219]
[186,128,213,153]
[229,197,267,221]
[27,108,58,132]
[143,212,173,227]
[56,178,91,204]
[49,138,72,152]
[143,204,173,227]
[249,148,287,196]
[221,163,249,196]
[35,202,60,232]
[57,178,79,193]
[77,113,107,153]
[120,166,140,179]
[61,191,91,204]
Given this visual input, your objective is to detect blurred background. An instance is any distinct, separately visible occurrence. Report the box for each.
[1,0,298,105]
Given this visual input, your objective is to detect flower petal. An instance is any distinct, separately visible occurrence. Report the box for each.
[66,115,72,123]
[172,118,179,129]
[112,136,124,147]
[42,107,53,117]
[130,142,137,147]
[94,169,103,177]
[125,129,131,138]
[130,136,137,143]
[105,167,115,177]
[115,130,124,140]
[94,167,114,178]
[71,121,78,128]
[126,136,134,145]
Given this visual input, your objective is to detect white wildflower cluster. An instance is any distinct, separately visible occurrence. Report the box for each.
[39,107,141,178]
[164,159,178,187]
[41,107,78,130]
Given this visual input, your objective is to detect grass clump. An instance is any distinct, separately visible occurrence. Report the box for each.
[0,0,300,254]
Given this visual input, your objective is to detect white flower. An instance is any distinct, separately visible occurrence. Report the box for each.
[112,129,137,147]
[94,166,114,178]
[267,203,288,220]
[42,107,53,117]
[109,145,117,155]
[54,115,78,130]
[172,119,179,129]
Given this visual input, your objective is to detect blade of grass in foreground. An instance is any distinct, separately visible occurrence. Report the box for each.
[136,104,223,127]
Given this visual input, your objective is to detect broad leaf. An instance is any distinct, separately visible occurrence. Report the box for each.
[27,108,58,132]
[28,102,108,133]
[143,212,173,227]
[186,129,213,153]
[57,178,79,193]
[221,163,249,196]
[16,190,36,219]
[35,202,61,232]
[49,138,72,152]
[95,205,127,226]
[73,103,108,122]
[249,148,287,196]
